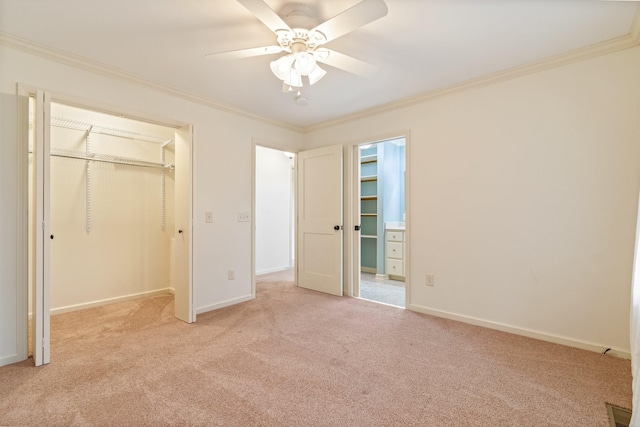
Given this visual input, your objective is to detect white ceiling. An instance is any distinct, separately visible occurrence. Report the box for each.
[0,1,638,128]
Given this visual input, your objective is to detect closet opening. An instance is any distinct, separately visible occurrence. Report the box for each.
[254,145,296,288]
[356,138,406,308]
[27,98,192,362]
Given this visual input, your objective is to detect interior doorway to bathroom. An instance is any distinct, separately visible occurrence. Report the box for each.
[357,138,406,307]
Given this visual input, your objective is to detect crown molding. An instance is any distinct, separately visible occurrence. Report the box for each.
[3,4,639,137]
[304,17,640,133]
[0,32,303,133]
[631,3,640,44]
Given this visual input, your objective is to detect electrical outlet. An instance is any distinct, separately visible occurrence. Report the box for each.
[426,274,435,287]
[238,211,250,222]
[228,269,235,280]
[205,212,213,223]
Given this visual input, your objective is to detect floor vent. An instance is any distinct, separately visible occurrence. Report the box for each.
[607,403,632,427]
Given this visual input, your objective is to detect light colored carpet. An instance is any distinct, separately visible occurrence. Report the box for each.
[0,273,632,426]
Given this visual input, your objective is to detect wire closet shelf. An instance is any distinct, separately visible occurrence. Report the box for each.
[30,113,175,232]
[49,116,175,170]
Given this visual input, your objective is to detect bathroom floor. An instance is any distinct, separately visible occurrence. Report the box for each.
[359,272,405,308]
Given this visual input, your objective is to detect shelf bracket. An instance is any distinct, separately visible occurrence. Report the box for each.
[160,145,165,231]
[85,126,93,233]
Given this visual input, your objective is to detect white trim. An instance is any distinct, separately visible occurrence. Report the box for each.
[196,295,254,315]
[0,32,302,133]
[408,303,631,360]
[51,288,173,315]
[3,7,639,135]
[188,126,196,323]
[17,82,188,130]
[305,28,640,132]
[404,132,412,310]
[15,85,29,363]
[251,141,257,299]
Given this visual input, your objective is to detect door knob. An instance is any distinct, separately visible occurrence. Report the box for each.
[50,235,54,240]
[334,225,340,231]
[178,229,183,234]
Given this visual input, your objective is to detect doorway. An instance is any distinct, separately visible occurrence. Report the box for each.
[356,138,406,307]
[254,145,296,286]
[26,93,194,365]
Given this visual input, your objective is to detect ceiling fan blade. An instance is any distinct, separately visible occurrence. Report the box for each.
[311,0,388,43]
[237,0,291,34]
[205,46,283,59]
[314,49,377,77]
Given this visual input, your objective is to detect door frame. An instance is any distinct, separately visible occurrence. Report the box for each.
[251,140,298,297]
[346,132,411,306]
[16,83,195,365]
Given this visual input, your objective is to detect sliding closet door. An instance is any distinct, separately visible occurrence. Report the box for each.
[32,90,51,366]
[174,125,194,323]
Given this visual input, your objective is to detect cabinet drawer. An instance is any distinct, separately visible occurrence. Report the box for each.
[386,242,403,259]
[386,259,404,276]
[387,231,404,242]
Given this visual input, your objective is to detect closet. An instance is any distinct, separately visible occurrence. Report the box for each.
[29,102,177,315]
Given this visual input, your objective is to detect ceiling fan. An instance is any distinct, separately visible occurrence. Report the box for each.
[206,0,388,96]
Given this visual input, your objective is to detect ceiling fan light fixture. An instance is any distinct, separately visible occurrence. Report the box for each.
[308,64,327,85]
[294,52,317,75]
[270,55,295,80]
[283,68,303,88]
[313,48,330,62]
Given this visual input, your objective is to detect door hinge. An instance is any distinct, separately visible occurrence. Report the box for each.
[42,338,46,348]
[42,221,45,230]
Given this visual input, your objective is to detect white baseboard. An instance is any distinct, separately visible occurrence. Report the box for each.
[51,288,173,315]
[256,266,292,275]
[408,304,631,360]
[196,294,254,315]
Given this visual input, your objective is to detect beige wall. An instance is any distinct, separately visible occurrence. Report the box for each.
[1,39,639,365]
[255,145,294,275]
[305,46,640,355]
[0,44,303,365]
[45,103,176,312]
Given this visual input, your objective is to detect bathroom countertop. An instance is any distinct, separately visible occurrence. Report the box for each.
[385,221,405,230]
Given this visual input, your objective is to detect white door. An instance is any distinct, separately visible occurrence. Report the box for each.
[174,125,194,323]
[32,90,51,366]
[297,145,343,296]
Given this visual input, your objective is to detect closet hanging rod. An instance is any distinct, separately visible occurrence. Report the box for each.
[29,114,173,145]
[49,149,174,170]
